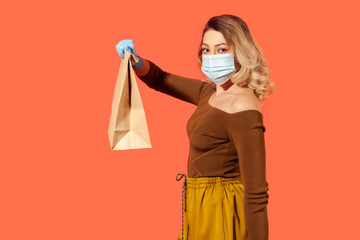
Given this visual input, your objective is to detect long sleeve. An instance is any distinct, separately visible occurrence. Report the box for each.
[226,111,269,240]
[136,60,206,105]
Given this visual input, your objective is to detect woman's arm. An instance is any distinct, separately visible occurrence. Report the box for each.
[116,40,205,105]
[226,111,269,240]
[134,59,206,106]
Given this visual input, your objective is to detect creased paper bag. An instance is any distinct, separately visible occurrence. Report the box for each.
[108,50,152,150]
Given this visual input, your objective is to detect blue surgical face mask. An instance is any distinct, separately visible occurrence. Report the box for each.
[201,54,236,85]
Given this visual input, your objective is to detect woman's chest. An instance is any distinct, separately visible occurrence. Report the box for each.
[186,101,230,150]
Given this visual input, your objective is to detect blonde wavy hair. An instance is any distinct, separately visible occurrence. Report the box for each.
[197,15,275,105]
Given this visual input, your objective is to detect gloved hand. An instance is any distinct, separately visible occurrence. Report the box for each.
[116,39,144,71]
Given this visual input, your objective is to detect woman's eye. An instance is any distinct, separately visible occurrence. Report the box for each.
[219,48,228,53]
[202,48,209,53]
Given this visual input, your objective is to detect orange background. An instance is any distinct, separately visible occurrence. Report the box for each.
[1,0,359,239]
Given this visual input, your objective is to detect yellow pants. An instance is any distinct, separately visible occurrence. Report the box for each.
[176,174,248,240]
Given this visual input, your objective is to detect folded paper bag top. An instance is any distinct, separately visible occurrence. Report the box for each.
[108,51,152,150]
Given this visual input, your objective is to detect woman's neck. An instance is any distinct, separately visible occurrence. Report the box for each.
[215,79,252,96]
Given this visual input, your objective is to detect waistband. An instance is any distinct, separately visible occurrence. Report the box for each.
[175,174,243,209]
[186,176,243,188]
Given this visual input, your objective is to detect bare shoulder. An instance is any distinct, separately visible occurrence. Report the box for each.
[227,92,262,113]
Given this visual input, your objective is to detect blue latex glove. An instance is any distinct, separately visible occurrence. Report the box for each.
[116,39,143,71]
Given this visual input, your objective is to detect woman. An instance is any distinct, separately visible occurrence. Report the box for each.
[116,14,275,240]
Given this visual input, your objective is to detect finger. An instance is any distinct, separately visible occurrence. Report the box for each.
[116,45,125,58]
[128,41,136,56]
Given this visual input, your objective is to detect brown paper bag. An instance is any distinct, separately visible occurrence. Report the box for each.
[108,50,152,150]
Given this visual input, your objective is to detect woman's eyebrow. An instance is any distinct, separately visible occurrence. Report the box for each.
[202,43,229,47]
